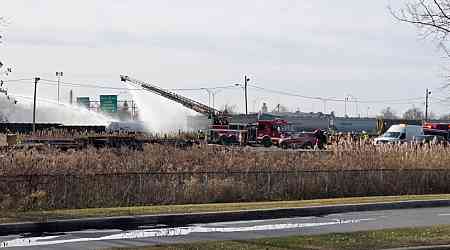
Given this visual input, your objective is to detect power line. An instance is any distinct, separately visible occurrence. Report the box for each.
[39,79,143,91]
[2,77,431,106]
[433,97,450,105]
[39,78,240,92]
[1,78,35,83]
[1,78,240,92]
[248,84,424,105]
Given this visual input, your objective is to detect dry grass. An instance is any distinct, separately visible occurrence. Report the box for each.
[1,142,449,175]
[0,142,450,211]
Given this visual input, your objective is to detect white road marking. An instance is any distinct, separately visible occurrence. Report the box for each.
[438,214,450,216]
[207,216,317,226]
[0,218,375,248]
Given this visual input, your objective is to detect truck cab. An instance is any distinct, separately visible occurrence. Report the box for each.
[254,119,289,147]
[374,124,424,144]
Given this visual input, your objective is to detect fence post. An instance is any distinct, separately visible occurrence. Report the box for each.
[139,173,143,205]
[203,173,208,197]
[63,175,68,208]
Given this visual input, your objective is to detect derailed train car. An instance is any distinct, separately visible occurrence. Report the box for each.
[0,123,106,134]
[331,118,378,134]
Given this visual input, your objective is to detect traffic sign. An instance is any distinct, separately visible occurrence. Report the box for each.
[76,97,90,109]
[100,95,118,113]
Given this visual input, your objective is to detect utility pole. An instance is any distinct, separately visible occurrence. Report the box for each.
[32,77,40,134]
[69,89,73,105]
[131,100,134,120]
[344,97,348,117]
[56,72,63,104]
[244,75,250,115]
[425,88,431,121]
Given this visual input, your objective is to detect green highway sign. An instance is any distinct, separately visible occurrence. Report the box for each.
[76,97,90,109]
[100,95,118,113]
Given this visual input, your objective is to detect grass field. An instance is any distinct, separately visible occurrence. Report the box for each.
[1,194,449,223]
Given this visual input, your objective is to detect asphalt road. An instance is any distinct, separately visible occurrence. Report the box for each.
[1,207,450,250]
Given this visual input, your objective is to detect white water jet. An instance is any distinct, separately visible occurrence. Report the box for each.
[127,85,196,133]
[0,93,113,125]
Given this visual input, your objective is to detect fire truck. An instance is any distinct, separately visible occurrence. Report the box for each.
[208,123,248,145]
[120,75,324,148]
[207,119,291,147]
[423,122,450,141]
[207,119,323,148]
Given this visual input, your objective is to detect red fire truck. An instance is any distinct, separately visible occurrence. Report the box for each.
[423,122,450,141]
[207,119,289,147]
[120,76,325,148]
[208,123,248,145]
[209,119,323,148]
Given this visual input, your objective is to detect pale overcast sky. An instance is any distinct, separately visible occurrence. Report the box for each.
[1,0,449,117]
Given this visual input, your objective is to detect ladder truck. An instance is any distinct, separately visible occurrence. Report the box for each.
[120,75,238,144]
[120,75,325,148]
[120,75,228,125]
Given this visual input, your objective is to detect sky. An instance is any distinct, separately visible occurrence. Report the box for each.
[1,0,449,118]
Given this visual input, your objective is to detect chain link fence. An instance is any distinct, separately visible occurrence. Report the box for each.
[1,169,450,210]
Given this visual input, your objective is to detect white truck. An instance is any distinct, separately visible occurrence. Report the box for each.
[374,124,424,144]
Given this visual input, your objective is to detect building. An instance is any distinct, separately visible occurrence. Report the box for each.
[186,111,333,132]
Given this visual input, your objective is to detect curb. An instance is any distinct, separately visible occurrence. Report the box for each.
[383,245,450,250]
[1,199,450,236]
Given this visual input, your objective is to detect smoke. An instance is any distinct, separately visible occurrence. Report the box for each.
[127,86,194,133]
[0,93,113,125]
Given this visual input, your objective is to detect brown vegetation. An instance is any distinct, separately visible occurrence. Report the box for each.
[0,143,450,211]
[1,142,450,175]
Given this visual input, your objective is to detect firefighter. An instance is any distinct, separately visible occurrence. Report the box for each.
[361,130,369,143]
[313,129,327,150]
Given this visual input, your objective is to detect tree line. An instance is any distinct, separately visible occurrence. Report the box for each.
[379,106,450,120]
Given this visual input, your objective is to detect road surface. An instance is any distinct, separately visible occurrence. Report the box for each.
[1,206,450,250]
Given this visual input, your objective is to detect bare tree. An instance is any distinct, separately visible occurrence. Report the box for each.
[221,104,238,114]
[403,107,425,119]
[272,104,289,113]
[379,107,399,119]
[390,1,450,51]
[0,16,5,43]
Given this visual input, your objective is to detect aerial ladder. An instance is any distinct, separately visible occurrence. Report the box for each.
[120,75,228,125]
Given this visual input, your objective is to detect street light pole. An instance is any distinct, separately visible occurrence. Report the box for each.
[32,77,41,134]
[345,94,359,117]
[244,75,250,115]
[425,88,431,121]
[201,88,212,107]
[354,97,359,117]
[211,89,222,110]
[56,72,63,104]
